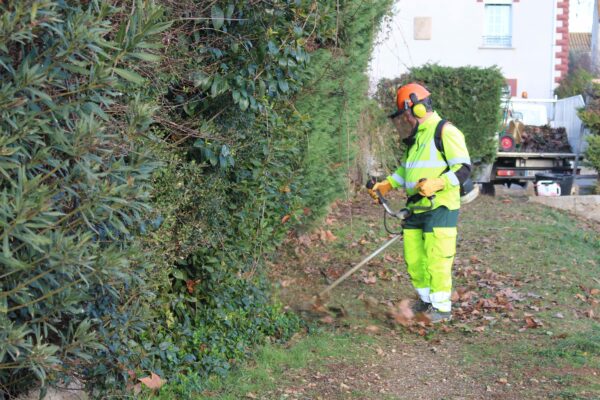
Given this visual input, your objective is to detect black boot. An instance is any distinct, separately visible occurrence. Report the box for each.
[411,298,431,313]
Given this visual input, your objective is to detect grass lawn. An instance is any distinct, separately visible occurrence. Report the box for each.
[157,191,600,400]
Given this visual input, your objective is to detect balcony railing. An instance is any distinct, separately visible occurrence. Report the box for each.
[482,35,512,48]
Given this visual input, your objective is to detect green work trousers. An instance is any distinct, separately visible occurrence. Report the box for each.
[403,206,458,312]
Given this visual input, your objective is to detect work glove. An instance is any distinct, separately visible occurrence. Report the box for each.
[415,177,445,197]
[368,180,392,201]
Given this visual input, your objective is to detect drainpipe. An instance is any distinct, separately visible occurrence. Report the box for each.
[550,0,559,97]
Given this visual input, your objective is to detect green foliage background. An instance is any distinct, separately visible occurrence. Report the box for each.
[294,3,392,220]
[554,68,594,99]
[578,82,600,184]
[375,64,506,164]
[0,0,392,397]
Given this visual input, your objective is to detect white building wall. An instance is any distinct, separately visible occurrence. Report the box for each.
[369,0,557,98]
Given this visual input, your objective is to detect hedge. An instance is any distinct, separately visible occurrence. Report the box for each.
[0,0,165,395]
[0,0,393,397]
[375,64,506,164]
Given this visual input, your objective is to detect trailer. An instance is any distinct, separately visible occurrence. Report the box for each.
[476,95,593,196]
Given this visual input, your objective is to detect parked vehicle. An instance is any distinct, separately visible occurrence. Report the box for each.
[475,95,588,196]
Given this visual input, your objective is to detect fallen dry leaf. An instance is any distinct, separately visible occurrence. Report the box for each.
[139,372,164,390]
[470,255,482,264]
[362,274,377,285]
[584,309,595,319]
[524,316,543,329]
[281,214,291,224]
[451,291,459,302]
[386,299,415,327]
[575,293,587,302]
[311,303,329,314]
[186,279,200,294]
[365,325,381,333]
[413,311,432,325]
[297,234,312,247]
[319,229,337,242]
[320,315,335,324]
[384,254,397,263]
[280,279,294,288]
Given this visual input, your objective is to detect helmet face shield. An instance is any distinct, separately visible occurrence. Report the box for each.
[388,109,404,119]
[390,109,416,138]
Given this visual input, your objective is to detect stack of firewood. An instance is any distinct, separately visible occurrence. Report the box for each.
[518,125,572,153]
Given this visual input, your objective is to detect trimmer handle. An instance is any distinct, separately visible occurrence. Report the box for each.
[366,178,412,220]
[366,177,382,204]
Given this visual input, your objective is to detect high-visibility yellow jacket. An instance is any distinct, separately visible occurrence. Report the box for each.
[387,112,471,213]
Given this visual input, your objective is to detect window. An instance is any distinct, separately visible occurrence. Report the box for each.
[483,4,512,47]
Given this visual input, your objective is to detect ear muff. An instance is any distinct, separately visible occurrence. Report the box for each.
[409,93,427,118]
[412,103,427,118]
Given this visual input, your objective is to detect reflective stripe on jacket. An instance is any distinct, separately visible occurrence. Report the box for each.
[387,112,471,212]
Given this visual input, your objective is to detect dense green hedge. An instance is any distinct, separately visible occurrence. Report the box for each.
[294,1,392,219]
[375,64,506,164]
[0,0,393,397]
[0,0,167,395]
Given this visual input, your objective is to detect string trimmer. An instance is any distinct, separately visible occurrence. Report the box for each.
[316,179,435,301]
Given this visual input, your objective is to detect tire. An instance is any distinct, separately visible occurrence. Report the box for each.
[480,182,495,196]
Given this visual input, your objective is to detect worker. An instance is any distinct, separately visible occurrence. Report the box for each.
[370,83,471,323]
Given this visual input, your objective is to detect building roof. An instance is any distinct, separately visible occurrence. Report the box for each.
[569,32,591,52]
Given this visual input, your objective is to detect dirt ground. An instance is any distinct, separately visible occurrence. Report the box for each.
[267,189,600,400]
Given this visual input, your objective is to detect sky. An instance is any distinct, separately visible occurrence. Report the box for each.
[570,0,594,32]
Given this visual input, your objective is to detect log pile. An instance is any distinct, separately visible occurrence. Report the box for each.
[508,121,572,153]
[520,125,572,152]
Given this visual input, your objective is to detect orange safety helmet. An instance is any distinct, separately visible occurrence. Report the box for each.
[389,83,431,119]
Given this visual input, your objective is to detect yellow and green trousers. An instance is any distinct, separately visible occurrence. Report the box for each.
[403,206,458,312]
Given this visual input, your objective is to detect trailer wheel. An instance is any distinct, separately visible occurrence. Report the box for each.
[480,182,495,196]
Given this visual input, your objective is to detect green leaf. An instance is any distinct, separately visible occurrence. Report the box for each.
[211,6,225,30]
[128,52,162,62]
[144,21,173,36]
[192,71,211,89]
[226,4,235,19]
[172,270,188,280]
[239,97,249,111]
[277,79,289,93]
[113,68,146,85]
